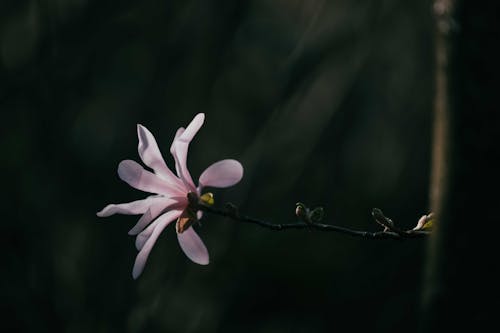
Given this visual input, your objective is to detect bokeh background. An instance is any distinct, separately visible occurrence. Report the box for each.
[2,0,436,332]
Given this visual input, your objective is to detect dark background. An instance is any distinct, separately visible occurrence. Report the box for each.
[2,0,437,332]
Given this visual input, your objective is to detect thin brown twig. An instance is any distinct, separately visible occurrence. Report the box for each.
[196,203,430,240]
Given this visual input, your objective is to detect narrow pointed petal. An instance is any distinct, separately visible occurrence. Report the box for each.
[170,127,185,156]
[137,124,184,190]
[170,128,185,177]
[413,215,428,231]
[129,209,156,235]
[135,222,155,251]
[128,198,184,235]
[135,209,183,251]
[177,227,209,265]
[179,113,205,142]
[132,209,182,279]
[198,159,243,188]
[171,140,196,191]
[170,114,205,191]
[118,160,184,196]
[96,196,162,217]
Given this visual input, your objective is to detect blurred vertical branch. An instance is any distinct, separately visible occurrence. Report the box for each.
[422,0,497,331]
[428,0,454,217]
[421,0,458,331]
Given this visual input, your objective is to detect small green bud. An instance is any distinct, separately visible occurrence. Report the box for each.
[422,213,435,230]
[200,192,214,206]
[372,208,394,231]
[413,212,435,231]
[295,202,309,220]
[310,207,325,222]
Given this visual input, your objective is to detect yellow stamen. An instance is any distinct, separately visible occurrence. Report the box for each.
[200,192,214,206]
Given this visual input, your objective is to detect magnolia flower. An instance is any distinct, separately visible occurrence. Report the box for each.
[97,113,243,279]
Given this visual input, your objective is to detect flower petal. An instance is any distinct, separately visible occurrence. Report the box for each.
[118,160,184,196]
[178,113,205,142]
[170,127,185,176]
[413,215,427,230]
[135,208,183,251]
[198,159,243,188]
[128,197,185,235]
[96,196,163,217]
[171,140,196,191]
[177,227,209,265]
[129,209,156,235]
[132,209,182,279]
[137,124,184,190]
[170,127,185,156]
[170,114,205,192]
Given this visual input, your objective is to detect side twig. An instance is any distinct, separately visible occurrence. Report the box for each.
[196,203,430,240]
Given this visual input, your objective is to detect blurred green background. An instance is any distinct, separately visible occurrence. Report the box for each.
[2,0,435,332]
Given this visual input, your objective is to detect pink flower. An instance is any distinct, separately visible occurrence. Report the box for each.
[97,113,243,279]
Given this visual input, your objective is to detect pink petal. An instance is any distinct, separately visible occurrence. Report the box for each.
[137,124,184,191]
[179,113,205,142]
[118,160,184,197]
[129,209,156,235]
[198,159,244,189]
[170,114,205,192]
[135,208,183,251]
[170,127,185,177]
[96,196,162,217]
[170,127,185,156]
[132,209,182,279]
[128,197,185,235]
[177,227,209,265]
[413,215,428,230]
[135,223,155,251]
[171,140,196,191]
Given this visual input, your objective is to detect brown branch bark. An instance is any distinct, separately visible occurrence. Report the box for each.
[421,1,458,331]
[197,203,430,240]
[421,0,496,330]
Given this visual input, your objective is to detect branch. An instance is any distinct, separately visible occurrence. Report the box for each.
[372,208,409,236]
[196,203,430,240]
[422,0,460,330]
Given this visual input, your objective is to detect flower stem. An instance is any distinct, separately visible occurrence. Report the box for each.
[197,203,430,240]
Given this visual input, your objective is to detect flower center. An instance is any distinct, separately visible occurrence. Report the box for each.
[176,192,215,234]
